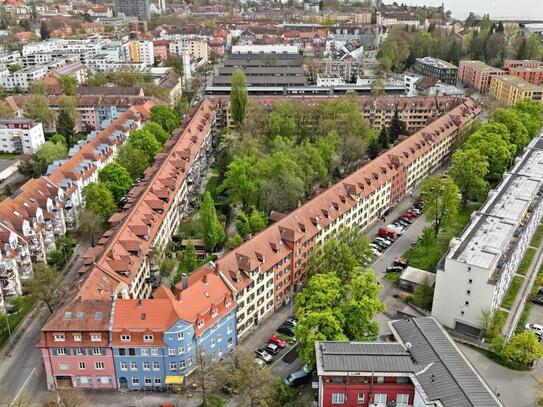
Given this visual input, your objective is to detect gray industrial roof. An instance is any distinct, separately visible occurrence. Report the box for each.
[391,318,503,407]
[217,66,305,76]
[316,317,503,407]
[212,75,308,86]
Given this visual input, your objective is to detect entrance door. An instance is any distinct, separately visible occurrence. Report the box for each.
[56,376,73,388]
[119,377,128,389]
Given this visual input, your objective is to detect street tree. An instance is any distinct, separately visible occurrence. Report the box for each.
[76,208,104,247]
[98,163,133,202]
[35,141,68,165]
[296,272,345,316]
[421,176,460,238]
[305,237,360,283]
[29,81,46,95]
[335,226,375,268]
[341,269,384,340]
[116,144,149,179]
[25,95,54,129]
[503,331,543,368]
[513,100,542,138]
[235,210,251,237]
[143,121,171,144]
[193,346,217,407]
[82,183,117,223]
[230,68,248,125]
[26,263,63,314]
[199,191,225,252]
[449,148,489,207]
[128,128,162,163]
[150,105,179,133]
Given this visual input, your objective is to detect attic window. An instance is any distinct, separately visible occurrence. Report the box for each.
[255,252,264,262]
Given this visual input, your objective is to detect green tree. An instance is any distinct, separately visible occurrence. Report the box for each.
[143,121,171,144]
[150,105,179,133]
[29,81,46,95]
[8,63,21,73]
[367,137,381,159]
[341,269,384,339]
[17,155,47,178]
[388,110,407,142]
[235,210,251,237]
[335,226,375,268]
[464,124,514,182]
[225,233,244,250]
[449,149,489,207]
[502,332,543,367]
[50,133,67,146]
[305,237,359,283]
[199,191,225,252]
[412,278,435,310]
[98,162,133,202]
[40,20,49,39]
[230,69,248,125]
[181,240,198,273]
[513,100,542,138]
[248,207,267,234]
[128,128,162,163]
[371,76,385,96]
[378,126,389,149]
[26,263,63,314]
[296,272,345,316]
[421,176,460,238]
[219,156,260,210]
[116,144,149,179]
[525,33,543,61]
[83,183,116,223]
[35,141,68,164]
[56,110,75,146]
[25,95,54,129]
[76,208,104,247]
[492,108,530,151]
[58,75,77,96]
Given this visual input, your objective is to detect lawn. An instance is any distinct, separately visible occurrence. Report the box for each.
[501,276,524,309]
[517,247,536,275]
[403,206,477,272]
[531,224,543,248]
[0,296,36,347]
[493,309,509,333]
[0,152,19,160]
[384,271,401,285]
[515,262,543,334]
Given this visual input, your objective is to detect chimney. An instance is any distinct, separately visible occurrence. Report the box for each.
[181,274,189,290]
[203,274,208,284]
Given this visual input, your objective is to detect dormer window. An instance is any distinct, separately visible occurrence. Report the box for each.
[144,334,153,342]
[90,333,101,342]
[211,309,218,318]
[53,333,65,342]
[73,334,82,342]
[121,334,131,342]
[197,320,204,329]
[225,298,232,307]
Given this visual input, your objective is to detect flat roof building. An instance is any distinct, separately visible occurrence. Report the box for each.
[489,75,543,107]
[413,57,458,85]
[433,133,543,337]
[457,60,505,93]
[509,66,543,85]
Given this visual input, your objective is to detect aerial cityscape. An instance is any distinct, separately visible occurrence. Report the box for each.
[0,0,542,406]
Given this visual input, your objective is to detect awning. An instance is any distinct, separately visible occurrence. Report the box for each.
[165,375,184,385]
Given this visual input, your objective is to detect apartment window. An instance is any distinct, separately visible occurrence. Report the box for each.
[75,348,83,356]
[141,348,149,356]
[467,290,471,295]
[217,334,222,343]
[396,394,409,405]
[227,324,233,334]
[90,334,101,342]
[170,362,177,371]
[56,348,66,356]
[143,334,153,342]
[144,377,152,386]
[468,279,473,284]
[130,362,137,371]
[95,362,105,370]
[357,393,365,404]
[151,349,159,356]
[228,338,233,348]
[374,394,387,403]
[78,362,86,370]
[59,363,68,371]
[154,377,161,385]
[211,309,218,318]
[132,377,139,386]
[153,362,160,371]
[143,362,150,370]
[73,334,82,342]
[92,348,101,355]
[177,332,184,340]
[179,360,186,369]
[168,348,176,356]
[178,346,185,355]
[376,376,385,384]
[120,334,131,342]
[188,357,193,366]
[331,393,346,404]
[120,362,127,370]
[53,333,65,342]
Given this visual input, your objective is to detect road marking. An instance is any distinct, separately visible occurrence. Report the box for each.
[10,367,37,406]
[271,343,298,369]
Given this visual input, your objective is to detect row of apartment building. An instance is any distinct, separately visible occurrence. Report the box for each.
[0,102,155,312]
[433,132,543,338]
[36,96,480,391]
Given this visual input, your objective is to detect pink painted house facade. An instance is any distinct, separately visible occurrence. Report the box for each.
[37,299,116,390]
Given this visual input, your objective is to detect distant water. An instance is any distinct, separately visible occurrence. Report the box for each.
[383,0,543,20]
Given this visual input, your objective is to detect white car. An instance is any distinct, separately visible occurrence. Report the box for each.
[525,323,543,336]
[371,248,381,257]
[387,224,404,235]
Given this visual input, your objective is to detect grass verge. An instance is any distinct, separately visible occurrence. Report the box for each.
[515,262,543,334]
[384,272,401,285]
[530,224,543,248]
[518,247,536,275]
[501,276,524,309]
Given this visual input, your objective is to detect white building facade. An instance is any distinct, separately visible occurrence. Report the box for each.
[0,119,45,154]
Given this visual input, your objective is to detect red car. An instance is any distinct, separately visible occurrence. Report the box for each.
[403,211,417,219]
[269,335,287,348]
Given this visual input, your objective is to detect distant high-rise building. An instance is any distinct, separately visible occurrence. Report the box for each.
[115,0,150,21]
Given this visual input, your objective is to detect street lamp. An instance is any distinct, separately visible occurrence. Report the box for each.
[3,311,13,347]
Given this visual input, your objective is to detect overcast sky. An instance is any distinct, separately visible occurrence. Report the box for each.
[384,0,543,20]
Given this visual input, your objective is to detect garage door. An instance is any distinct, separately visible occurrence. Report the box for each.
[56,376,73,388]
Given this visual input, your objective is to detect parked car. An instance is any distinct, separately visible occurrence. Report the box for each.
[375,236,393,245]
[410,207,422,215]
[394,257,408,268]
[371,248,382,257]
[386,266,404,273]
[264,343,280,355]
[284,370,311,387]
[285,317,297,327]
[403,211,417,219]
[532,296,543,305]
[255,348,273,363]
[387,224,404,235]
[526,323,543,336]
[255,358,266,369]
[399,216,413,224]
[373,238,391,247]
[269,335,287,348]
[370,243,383,252]
[378,227,397,239]
[372,240,388,250]
[277,324,296,337]
[395,219,410,227]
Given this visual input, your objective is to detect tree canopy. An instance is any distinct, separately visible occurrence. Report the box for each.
[115,144,149,180]
[82,183,117,223]
[199,191,225,252]
[230,68,248,125]
[98,162,133,202]
[421,176,460,238]
[35,141,68,165]
[25,95,54,129]
[449,148,489,207]
[150,105,179,133]
[128,128,162,163]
